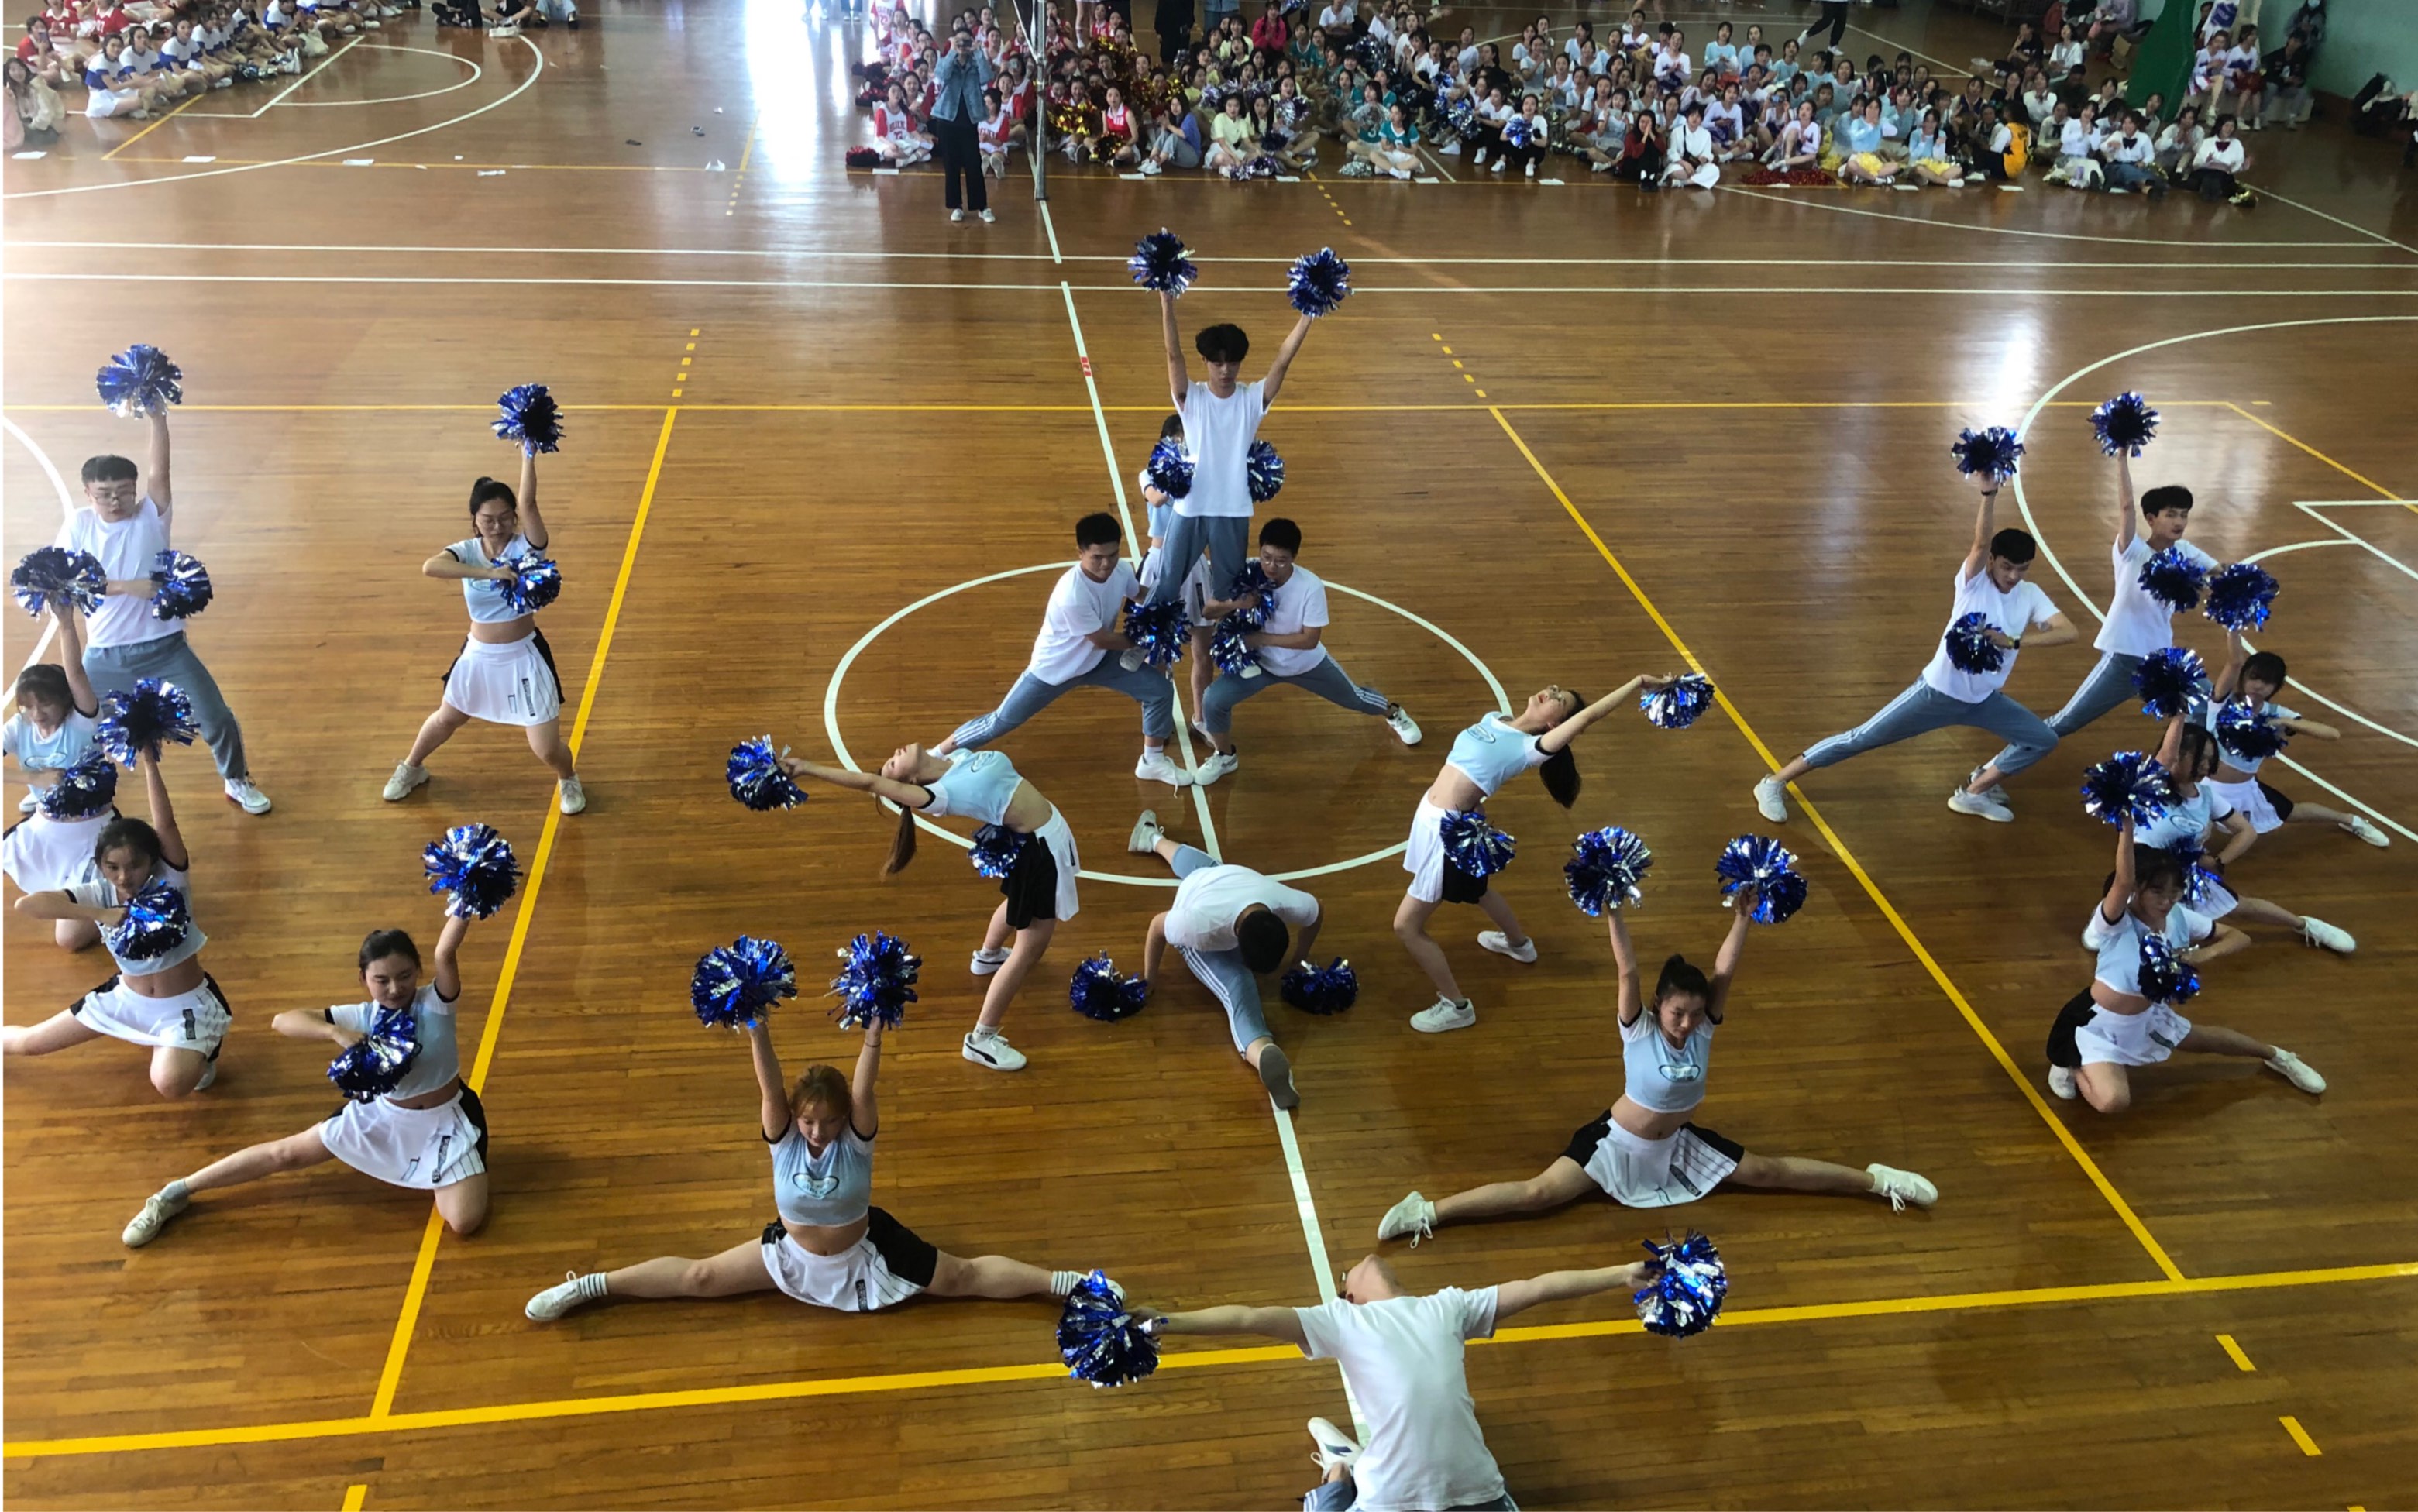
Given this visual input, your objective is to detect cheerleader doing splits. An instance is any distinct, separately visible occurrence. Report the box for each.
[5,750,230,1098]
[120,909,494,1246]
[1379,895,1938,1244]
[525,1016,1085,1321]
[2135,715,2354,954]
[782,746,1078,1073]
[1397,675,1676,1034]
[384,452,586,816]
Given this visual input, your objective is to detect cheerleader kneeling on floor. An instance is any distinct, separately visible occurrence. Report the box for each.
[119,908,494,1246]
[525,1015,1085,1321]
[2,607,108,943]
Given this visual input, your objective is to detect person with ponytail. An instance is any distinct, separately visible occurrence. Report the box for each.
[1395,675,1677,1035]
[1378,892,1938,1243]
[383,448,585,815]
[776,744,1078,1073]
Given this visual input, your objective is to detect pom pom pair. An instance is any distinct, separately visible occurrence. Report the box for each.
[95,345,184,417]
[1565,827,1652,916]
[149,551,213,621]
[2089,392,2159,457]
[726,737,807,811]
[493,383,564,454]
[1439,808,1515,880]
[829,931,920,1029]
[36,749,119,820]
[97,679,198,767]
[693,936,799,1029]
[969,823,1030,879]
[1641,674,1714,730]
[1950,426,2024,480]
[328,1006,423,1102]
[422,823,522,919]
[1145,438,1195,500]
[1123,600,1190,670]
[1058,1271,1159,1388]
[2131,647,2206,721]
[1280,958,1358,1015]
[1246,440,1285,503]
[1501,115,1536,150]
[1068,954,1149,1021]
[1129,229,1198,295]
[500,555,562,614]
[2214,701,2287,762]
[1634,1232,1728,1338]
[1715,836,1807,924]
[2202,562,2277,631]
[2079,751,2173,826]
[106,879,191,961]
[1942,612,2007,676]
[2136,936,2200,1007]
[2137,546,2206,613]
[12,548,105,619]
[1286,248,1353,318]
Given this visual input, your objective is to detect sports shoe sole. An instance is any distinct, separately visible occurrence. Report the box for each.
[1257,1045,1298,1110]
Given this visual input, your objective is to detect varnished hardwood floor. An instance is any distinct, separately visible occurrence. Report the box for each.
[5,2,2415,1507]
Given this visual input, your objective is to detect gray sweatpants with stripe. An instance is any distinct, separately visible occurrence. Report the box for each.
[1799,677,2055,773]
[1198,651,1389,735]
[948,658,1176,748]
[83,630,250,780]
[1987,650,2144,778]
[1167,843,1271,1053]
[1146,513,1250,606]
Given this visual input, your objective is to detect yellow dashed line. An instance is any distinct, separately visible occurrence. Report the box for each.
[2280,1417,2322,1457]
[2216,1334,2256,1372]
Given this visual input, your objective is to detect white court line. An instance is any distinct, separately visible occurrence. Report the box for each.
[2248,187,2418,259]
[280,45,483,108]
[2296,501,2418,586]
[2,417,80,671]
[1721,184,2380,249]
[178,34,361,119]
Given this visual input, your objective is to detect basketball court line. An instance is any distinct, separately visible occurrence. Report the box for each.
[0,400,2265,414]
[177,35,365,119]
[1,415,77,671]
[1721,184,2386,249]
[279,46,483,108]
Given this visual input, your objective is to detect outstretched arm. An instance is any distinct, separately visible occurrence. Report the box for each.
[2154,710,2187,769]
[2210,627,2248,700]
[1704,901,1751,1021]
[1137,1303,1309,1346]
[1961,472,2000,581]
[748,1022,789,1142]
[143,411,172,517]
[1257,313,1317,407]
[1537,673,1675,754]
[139,751,187,871]
[850,1020,884,1138]
[1161,293,1190,406]
[779,755,935,812]
[516,448,548,552]
[2111,452,2137,554]
[53,607,96,716]
[1608,910,1643,1026]
[2100,817,2136,927]
[431,912,471,1002]
[1494,1260,1653,1322]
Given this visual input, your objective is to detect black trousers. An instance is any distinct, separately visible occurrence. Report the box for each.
[1804,2,1849,50]
[933,112,986,212]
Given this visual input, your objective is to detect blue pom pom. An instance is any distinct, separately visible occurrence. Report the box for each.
[2136,935,2201,1008]
[2131,647,2207,720]
[1280,957,1359,1015]
[36,748,119,820]
[1122,599,1190,670]
[1058,1270,1159,1387]
[1635,1232,1728,1338]
[1942,611,2007,676]
[1641,673,1715,730]
[1446,98,1479,140]
[1209,616,1261,676]
[105,879,192,962]
[1501,115,1535,149]
[95,345,184,417]
[97,679,198,767]
[2203,562,2278,631]
[692,936,799,1029]
[2090,392,2159,457]
[1565,826,1653,916]
[2079,751,2174,826]
[969,823,1030,880]
[328,1006,423,1102]
[500,555,562,614]
[2214,701,2287,763]
[2137,545,2206,613]
[1286,247,1353,318]
[828,930,920,1029]
[1145,438,1195,500]
[2158,840,2227,909]
[1069,954,1149,1022]
[1245,440,1285,503]
[493,383,564,453]
[147,550,213,621]
[1950,425,2025,479]
[1225,560,1276,622]
[12,547,106,618]
[726,736,807,811]
[1128,229,1199,295]
[1715,835,1807,924]
[422,823,522,919]
[1440,807,1516,879]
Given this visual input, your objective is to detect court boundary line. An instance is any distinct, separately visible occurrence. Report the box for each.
[0,399,2272,416]
[277,45,483,109]
[1719,183,2384,249]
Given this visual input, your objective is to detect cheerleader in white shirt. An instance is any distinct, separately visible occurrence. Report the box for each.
[2,608,106,928]
[119,908,494,1247]
[384,452,585,816]
[2134,714,2355,953]
[6,749,229,1098]
[2202,631,2386,850]
[1768,98,1822,168]
[2044,819,2324,1113]
[872,81,933,163]
[1398,672,1677,1035]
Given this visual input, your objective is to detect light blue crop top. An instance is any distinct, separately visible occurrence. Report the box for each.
[920,749,1022,826]
[451,534,535,624]
[4,710,98,773]
[2137,784,2224,853]
[1621,1005,1715,1114]
[769,1122,875,1228]
[1444,713,1550,798]
[328,983,461,1101]
[68,864,206,978]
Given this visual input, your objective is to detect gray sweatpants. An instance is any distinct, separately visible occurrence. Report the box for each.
[1199,651,1389,735]
[83,630,249,780]
[1800,678,2055,774]
[1147,513,1250,606]
[1166,842,1270,1053]
[948,658,1176,748]
[1988,650,2142,778]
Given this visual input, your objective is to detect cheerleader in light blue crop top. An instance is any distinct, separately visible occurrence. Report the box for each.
[782,742,1083,1075]
[384,453,587,819]
[1377,894,1939,1244]
[2133,717,2356,955]
[523,1015,1089,1321]
[1396,673,1680,1037]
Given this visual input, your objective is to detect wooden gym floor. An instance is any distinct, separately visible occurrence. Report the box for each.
[4,3,2415,1507]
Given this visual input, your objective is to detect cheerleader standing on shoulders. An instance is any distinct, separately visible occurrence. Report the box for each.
[1397,675,1676,1034]
[6,749,230,1098]
[1379,894,1937,1244]
[2135,713,2354,954]
[384,450,585,815]
[525,1015,1085,1321]
[2,608,109,936]
[120,908,494,1246]
[2202,629,2389,850]
[781,745,1078,1072]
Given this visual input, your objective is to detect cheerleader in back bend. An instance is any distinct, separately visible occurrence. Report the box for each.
[524,1014,1086,1321]
[1396,674,1675,1034]
[779,744,1078,1074]
[383,450,586,816]
[119,904,495,1246]
[1378,892,1938,1244]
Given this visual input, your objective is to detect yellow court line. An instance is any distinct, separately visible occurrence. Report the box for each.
[101,94,204,162]
[0,400,2247,416]
[107,155,717,173]
[364,407,683,1421]
[2280,1415,2323,1456]
[2223,401,2415,514]
[9,1262,2409,1462]
[2217,1333,2258,1371]
[1487,405,2188,1283]
[340,1484,368,1511]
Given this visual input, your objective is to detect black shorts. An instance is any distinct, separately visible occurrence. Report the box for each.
[760,1204,939,1289]
[2257,779,2296,822]
[1560,1109,1743,1167]
[2045,988,2097,1070]
[1440,857,1489,905]
[999,830,1062,931]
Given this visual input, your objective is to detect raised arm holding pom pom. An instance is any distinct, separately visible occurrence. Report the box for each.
[2198,629,2385,854]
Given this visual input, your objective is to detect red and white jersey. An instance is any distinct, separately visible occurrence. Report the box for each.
[1101,102,1133,139]
[873,101,920,142]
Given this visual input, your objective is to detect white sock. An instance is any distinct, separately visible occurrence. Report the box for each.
[1049,1269,1083,1297]
[571,1272,609,1301]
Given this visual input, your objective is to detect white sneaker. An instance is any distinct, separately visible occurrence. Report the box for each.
[1477,930,1537,964]
[1384,704,1422,745]
[2342,816,2389,847]
[1410,998,1476,1033]
[2048,1065,2078,1101]
[1133,751,1194,788]
[979,208,996,222]
[223,778,272,815]
[1126,809,1164,854]
[382,761,428,801]
[2299,917,2355,954]
[1866,1164,1938,1211]
[1525,160,1536,177]
[1947,787,2013,822]
[969,947,1012,976]
[1376,1191,1436,1245]
[1118,648,1147,672]
[961,1026,1027,1070]
[1438,137,1461,155]
[1140,159,1162,175]
[18,791,40,813]
[1489,157,1506,173]
[1193,750,1240,786]
[2264,1049,2325,1094]
[1752,775,1790,823]
[558,775,587,814]
[525,1270,607,1321]
[194,1055,217,1091]
[121,1189,190,1247]
[1470,148,1485,165]
[1307,1418,1361,1476]
[950,208,966,222]
[1257,1044,1298,1110]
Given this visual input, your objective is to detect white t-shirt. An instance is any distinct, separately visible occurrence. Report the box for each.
[1027,561,1137,685]
[2083,900,2212,1000]
[1254,565,1330,678]
[1176,380,1268,520]
[1165,863,1319,953]
[2193,136,2244,173]
[1294,1288,1507,1512]
[1918,562,2059,703]
[56,497,170,651]
[2098,536,2217,658]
